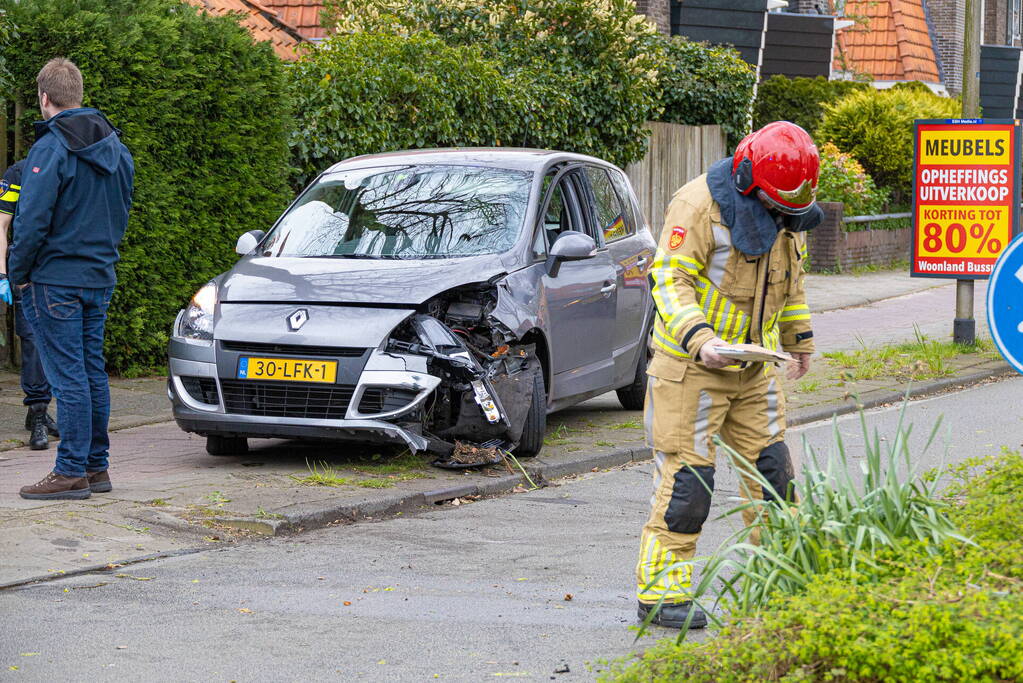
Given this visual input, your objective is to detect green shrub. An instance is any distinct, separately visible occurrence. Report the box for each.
[753,75,870,136]
[1,0,292,374]
[287,32,531,188]
[319,0,664,169]
[604,447,1023,683]
[817,141,887,216]
[818,87,961,202]
[0,8,15,90]
[652,37,755,148]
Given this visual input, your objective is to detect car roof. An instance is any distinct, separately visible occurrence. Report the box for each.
[323,148,619,174]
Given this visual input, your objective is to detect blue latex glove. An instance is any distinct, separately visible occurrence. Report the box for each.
[0,277,12,306]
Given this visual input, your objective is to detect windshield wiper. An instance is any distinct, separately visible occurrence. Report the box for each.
[305,254,387,259]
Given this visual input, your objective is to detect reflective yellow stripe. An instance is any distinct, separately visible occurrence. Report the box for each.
[779,304,810,323]
[669,254,703,276]
[799,243,808,259]
[652,320,690,358]
[651,254,706,336]
[0,190,19,202]
[636,532,693,602]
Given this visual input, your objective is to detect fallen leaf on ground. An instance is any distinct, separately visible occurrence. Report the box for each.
[114,574,153,581]
[343,601,352,606]
[237,608,252,614]
[563,593,573,601]
[20,653,39,657]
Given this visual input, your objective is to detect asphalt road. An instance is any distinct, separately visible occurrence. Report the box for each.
[2,375,1021,682]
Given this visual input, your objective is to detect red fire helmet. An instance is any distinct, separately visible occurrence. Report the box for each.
[732,121,820,215]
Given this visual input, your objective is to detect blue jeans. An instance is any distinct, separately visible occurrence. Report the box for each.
[13,289,52,406]
[22,283,114,477]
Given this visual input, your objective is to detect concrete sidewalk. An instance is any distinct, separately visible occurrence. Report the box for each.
[0,270,1012,588]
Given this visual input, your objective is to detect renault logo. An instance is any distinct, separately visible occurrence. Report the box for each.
[287,309,309,332]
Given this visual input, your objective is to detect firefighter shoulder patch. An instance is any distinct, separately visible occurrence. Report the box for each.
[668,226,687,250]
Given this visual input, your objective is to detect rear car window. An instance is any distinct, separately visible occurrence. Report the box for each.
[585,167,632,243]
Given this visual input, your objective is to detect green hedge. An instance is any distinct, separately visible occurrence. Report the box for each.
[653,37,755,148]
[318,0,664,170]
[287,32,532,188]
[753,75,870,137]
[1,0,292,374]
[817,141,886,216]
[602,451,1023,682]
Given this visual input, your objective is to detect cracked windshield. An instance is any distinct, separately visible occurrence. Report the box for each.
[261,165,531,259]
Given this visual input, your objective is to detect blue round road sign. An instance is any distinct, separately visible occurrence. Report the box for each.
[987,233,1023,375]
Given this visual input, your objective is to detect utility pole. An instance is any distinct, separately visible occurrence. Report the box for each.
[955,0,983,344]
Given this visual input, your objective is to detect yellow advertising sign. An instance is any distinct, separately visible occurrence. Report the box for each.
[919,130,1012,165]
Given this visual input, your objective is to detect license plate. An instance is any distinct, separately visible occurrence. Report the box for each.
[237,357,338,383]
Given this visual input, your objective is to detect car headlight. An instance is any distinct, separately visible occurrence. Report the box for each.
[177,281,217,343]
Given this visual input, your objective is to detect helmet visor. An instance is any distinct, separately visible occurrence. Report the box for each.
[757,188,816,216]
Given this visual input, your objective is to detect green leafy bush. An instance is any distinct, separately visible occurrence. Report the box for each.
[817,141,887,216]
[605,442,1023,682]
[287,32,531,188]
[753,75,870,136]
[652,37,755,148]
[0,8,15,91]
[319,0,664,169]
[1,0,292,373]
[818,87,961,202]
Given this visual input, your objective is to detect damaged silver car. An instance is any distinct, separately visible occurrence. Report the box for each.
[167,149,656,465]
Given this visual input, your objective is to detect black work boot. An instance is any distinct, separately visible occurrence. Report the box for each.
[637,600,708,629]
[27,403,50,450]
[25,405,59,437]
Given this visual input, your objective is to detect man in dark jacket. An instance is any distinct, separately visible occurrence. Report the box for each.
[13,58,134,500]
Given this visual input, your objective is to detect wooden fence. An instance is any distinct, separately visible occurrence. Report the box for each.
[626,122,727,239]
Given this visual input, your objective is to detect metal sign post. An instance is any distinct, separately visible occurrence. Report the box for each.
[910,119,1022,345]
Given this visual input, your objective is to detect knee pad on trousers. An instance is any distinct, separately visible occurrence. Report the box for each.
[664,465,715,534]
[756,441,795,503]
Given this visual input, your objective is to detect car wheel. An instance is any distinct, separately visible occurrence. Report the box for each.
[206,435,249,456]
[513,369,547,458]
[616,344,649,411]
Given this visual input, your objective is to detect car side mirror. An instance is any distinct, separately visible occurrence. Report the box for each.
[235,230,266,256]
[545,232,597,277]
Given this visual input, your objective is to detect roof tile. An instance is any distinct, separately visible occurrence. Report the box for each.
[260,1,328,39]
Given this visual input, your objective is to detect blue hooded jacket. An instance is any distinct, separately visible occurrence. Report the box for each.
[9,107,134,287]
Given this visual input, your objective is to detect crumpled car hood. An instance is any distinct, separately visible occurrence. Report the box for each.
[219,255,508,305]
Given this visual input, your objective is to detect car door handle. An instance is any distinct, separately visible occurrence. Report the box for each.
[600,281,617,295]
[636,256,648,268]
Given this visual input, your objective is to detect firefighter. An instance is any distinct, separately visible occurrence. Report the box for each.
[635,121,821,629]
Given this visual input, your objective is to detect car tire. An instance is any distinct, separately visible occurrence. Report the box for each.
[514,369,547,458]
[616,344,649,411]
[206,435,249,456]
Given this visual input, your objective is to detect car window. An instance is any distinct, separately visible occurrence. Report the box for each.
[586,167,631,243]
[261,165,532,259]
[607,168,640,237]
[535,175,578,256]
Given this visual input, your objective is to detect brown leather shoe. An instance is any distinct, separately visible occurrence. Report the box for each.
[86,470,112,493]
[19,471,91,500]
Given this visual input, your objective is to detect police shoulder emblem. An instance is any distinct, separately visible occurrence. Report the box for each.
[668,226,687,250]
[0,179,7,194]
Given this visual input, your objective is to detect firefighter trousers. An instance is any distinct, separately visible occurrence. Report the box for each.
[635,359,795,604]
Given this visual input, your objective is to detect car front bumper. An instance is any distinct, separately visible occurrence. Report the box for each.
[167,333,441,453]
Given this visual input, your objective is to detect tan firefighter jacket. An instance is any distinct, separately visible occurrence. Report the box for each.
[649,174,815,368]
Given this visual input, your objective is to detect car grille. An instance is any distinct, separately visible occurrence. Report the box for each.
[180,376,219,405]
[220,380,357,420]
[220,341,366,358]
